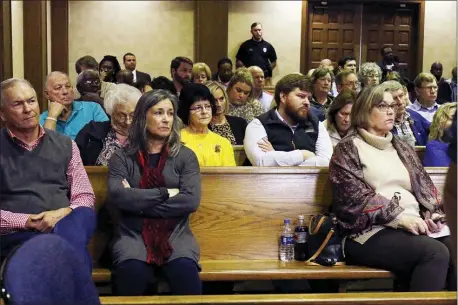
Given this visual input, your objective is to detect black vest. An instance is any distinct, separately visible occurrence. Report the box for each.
[0,128,72,214]
[257,109,319,153]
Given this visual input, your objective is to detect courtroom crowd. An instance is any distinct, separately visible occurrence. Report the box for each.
[0,22,456,304]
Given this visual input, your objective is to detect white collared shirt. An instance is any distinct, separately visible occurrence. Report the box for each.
[132,69,137,83]
[407,100,438,123]
[259,91,274,111]
[243,110,333,166]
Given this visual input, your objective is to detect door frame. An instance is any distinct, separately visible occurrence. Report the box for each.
[300,0,425,77]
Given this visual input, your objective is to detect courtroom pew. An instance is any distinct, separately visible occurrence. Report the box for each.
[232,145,427,167]
[99,292,457,305]
[87,166,448,286]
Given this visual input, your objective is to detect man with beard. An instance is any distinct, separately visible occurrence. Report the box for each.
[244,73,332,166]
[170,57,193,96]
[212,57,233,88]
[236,22,277,86]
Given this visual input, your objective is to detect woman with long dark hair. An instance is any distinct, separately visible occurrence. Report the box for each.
[107,89,202,296]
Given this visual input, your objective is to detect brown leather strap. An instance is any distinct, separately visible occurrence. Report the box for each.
[306,229,334,263]
[309,216,326,235]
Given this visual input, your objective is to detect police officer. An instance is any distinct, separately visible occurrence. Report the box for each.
[236,22,277,86]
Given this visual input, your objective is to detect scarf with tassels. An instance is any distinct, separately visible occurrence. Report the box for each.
[137,148,179,266]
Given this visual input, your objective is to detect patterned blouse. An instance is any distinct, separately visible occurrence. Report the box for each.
[228,99,265,123]
[95,129,127,166]
[209,121,237,145]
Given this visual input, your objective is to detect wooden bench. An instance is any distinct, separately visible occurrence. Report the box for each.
[99,292,457,305]
[232,146,427,167]
[87,167,448,285]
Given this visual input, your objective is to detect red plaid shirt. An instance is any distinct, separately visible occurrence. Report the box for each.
[1,127,95,234]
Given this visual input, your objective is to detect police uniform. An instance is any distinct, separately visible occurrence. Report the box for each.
[236,39,277,78]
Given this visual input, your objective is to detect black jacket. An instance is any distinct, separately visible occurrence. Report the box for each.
[75,121,111,166]
[225,115,248,145]
[135,70,152,86]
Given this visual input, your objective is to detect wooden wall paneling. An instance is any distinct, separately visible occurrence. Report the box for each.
[1,0,13,81]
[194,1,228,74]
[306,2,361,70]
[300,0,308,74]
[23,1,47,111]
[417,1,425,77]
[51,0,68,74]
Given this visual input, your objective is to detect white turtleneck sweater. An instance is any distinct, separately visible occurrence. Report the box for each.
[351,128,421,244]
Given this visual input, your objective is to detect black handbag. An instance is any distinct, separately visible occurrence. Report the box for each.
[305,213,345,266]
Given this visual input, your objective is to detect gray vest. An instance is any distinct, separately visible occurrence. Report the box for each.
[0,128,72,214]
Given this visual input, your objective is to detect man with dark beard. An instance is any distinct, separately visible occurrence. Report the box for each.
[170,57,193,96]
[243,73,332,166]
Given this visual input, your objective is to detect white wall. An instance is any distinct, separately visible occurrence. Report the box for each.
[228,1,302,84]
[68,1,194,83]
[423,1,457,78]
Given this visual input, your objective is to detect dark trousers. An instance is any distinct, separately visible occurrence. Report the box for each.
[345,228,456,291]
[112,258,202,296]
[0,207,96,274]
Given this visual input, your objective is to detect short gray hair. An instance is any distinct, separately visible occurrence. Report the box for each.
[44,71,71,89]
[1,78,35,109]
[103,84,142,116]
[359,62,382,85]
[381,80,403,92]
[76,69,99,85]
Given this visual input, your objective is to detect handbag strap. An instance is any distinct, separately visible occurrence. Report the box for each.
[309,216,326,235]
[306,228,335,263]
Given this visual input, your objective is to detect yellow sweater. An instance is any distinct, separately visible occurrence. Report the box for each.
[181,129,236,167]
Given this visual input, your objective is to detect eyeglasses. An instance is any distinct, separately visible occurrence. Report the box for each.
[375,102,398,113]
[115,113,134,123]
[84,79,101,86]
[420,85,438,91]
[190,105,212,112]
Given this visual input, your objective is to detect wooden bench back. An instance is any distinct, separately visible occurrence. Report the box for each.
[86,167,447,262]
[233,146,427,167]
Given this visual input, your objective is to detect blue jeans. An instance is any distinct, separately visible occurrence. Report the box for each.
[1,207,96,273]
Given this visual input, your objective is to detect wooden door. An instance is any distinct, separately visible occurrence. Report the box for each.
[361,2,419,80]
[307,2,361,71]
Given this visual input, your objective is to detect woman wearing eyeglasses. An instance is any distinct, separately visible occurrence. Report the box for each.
[330,85,455,291]
[75,84,142,165]
[178,83,236,167]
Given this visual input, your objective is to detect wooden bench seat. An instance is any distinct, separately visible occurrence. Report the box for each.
[92,261,391,283]
[99,291,457,305]
[87,166,447,285]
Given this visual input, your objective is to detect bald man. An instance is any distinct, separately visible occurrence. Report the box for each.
[248,66,274,111]
[40,71,108,139]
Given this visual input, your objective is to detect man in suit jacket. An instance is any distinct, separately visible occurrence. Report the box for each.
[123,52,152,86]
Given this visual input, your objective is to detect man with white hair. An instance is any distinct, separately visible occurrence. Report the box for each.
[0,77,97,275]
[40,71,108,140]
[248,66,273,111]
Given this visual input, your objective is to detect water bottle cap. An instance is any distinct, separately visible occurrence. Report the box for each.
[284,218,291,224]
[298,215,304,220]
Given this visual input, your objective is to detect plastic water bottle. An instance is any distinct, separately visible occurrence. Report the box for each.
[294,215,308,261]
[279,218,294,262]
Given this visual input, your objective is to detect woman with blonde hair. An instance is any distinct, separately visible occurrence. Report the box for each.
[226,67,265,122]
[424,102,457,167]
[192,63,212,84]
[205,81,247,145]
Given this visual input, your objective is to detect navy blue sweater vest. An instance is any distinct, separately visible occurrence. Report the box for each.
[0,128,72,214]
[257,109,319,153]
